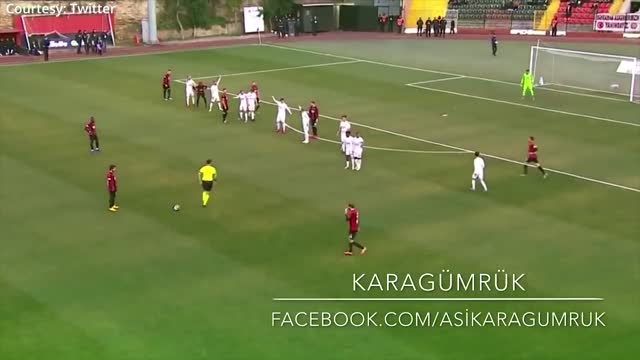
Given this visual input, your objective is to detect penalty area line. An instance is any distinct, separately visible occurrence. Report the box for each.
[406,83,640,128]
[174,60,361,83]
[284,123,468,154]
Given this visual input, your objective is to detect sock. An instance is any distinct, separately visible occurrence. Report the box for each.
[357,159,362,170]
[346,160,350,168]
[251,112,255,120]
[222,112,228,122]
[168,89,171,98]
[481,180,488,191]
[352,242,364,249]
[538,166,546,175]
[523,165,528,174]
[209,102,213,111]
[202,192,210,206]
[471,179,476,190]
[348,243,353,252]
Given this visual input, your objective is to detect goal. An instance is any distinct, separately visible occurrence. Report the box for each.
[530,45,639,103]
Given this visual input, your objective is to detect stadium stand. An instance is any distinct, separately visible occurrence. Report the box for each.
[554,0,612,26]
[449,0,549,28]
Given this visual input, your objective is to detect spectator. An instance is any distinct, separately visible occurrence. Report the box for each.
[551,16,558,36]
[416,17,424,36]
[75,30,82,54]
[312,16,319,36]
[450,19,456,34]
[388,15,394,32]
[396,15,404,34]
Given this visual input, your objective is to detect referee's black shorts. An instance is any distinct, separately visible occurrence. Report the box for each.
[201,180,213,191]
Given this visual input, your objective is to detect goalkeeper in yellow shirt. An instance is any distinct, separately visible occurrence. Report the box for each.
[521,69,535,100]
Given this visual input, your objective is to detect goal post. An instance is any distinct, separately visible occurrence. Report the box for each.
[530,45,639,103]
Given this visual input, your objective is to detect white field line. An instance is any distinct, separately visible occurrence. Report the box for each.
[284,122,468,154]
[407,76,467,85]
[272,297,605,302]
[175,62,639,192]
[0,43,259,68]
[406,83,640,128]
[177,60,362,82]
[263,95,639,193]
[262,43,637,112]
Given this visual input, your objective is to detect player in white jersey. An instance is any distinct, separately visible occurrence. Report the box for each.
[299,106,311,143]
[471,151,488,192]
[235,90,248,122]
[272,96,292,133]
[351,132,364,171]
[337,116,352,153]
[342,131,354,169]
[247,90,257,122]
[208,76,222,112]
[185,76,196,107]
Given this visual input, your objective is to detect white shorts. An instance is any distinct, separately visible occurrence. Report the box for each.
[472,171,484,180]
[210,93,220,102]
[248,103,256,112]
[276,113,286,123]
[343,145,353,155]
[352,148,363,159]
[186,90,194,97]
[239,103,248,112]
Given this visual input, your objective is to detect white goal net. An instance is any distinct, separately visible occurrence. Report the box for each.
[530,46,639,102]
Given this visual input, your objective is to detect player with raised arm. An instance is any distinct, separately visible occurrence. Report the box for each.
[299,106,311,143]
[351,132,364,171]
[236,90,248,122]
[250,81,260,110]
[162,69,172,101]
[471,151,488,192]
[208,76,222,112]
[272,96,292,133]
[220,88,229,124]
[344,204,366,256]
[523,136,548,178]
[247,89,257,122]
[521,69,535,100]
[185,76,196,107]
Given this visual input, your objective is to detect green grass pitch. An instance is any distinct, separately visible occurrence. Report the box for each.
[1,38,639,360]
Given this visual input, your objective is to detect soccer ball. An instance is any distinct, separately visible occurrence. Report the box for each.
[172,204,181,212]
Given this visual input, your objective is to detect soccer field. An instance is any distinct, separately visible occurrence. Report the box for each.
[1,38,639,360]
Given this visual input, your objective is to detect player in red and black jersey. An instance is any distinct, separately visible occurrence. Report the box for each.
[250,81,260,110]
[84,116,100,152]
[195,81,208,108]
[162,69,172,101]
[106,164,119,212]
[220,88,229,123]
[308,101,319,139]
[344,204,367,256]
[523,136,547,178]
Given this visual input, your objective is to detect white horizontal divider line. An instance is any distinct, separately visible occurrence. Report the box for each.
[272,297,605,302]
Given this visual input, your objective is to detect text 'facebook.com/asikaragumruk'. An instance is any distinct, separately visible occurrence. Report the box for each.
[271,311,606,328]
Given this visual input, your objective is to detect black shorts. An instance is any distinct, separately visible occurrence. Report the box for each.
[201,181,213,191]
[526,156,539,164]
[349,231,358,240]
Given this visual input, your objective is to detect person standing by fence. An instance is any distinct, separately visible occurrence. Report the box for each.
[426,17,432,37]
[416,17,424,36]
[551,17,558,37]
[397,15,404,34]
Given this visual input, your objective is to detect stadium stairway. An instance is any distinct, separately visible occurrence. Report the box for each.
[406,0,449,30]
[608,0,624,14]
[536,0,561,30]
